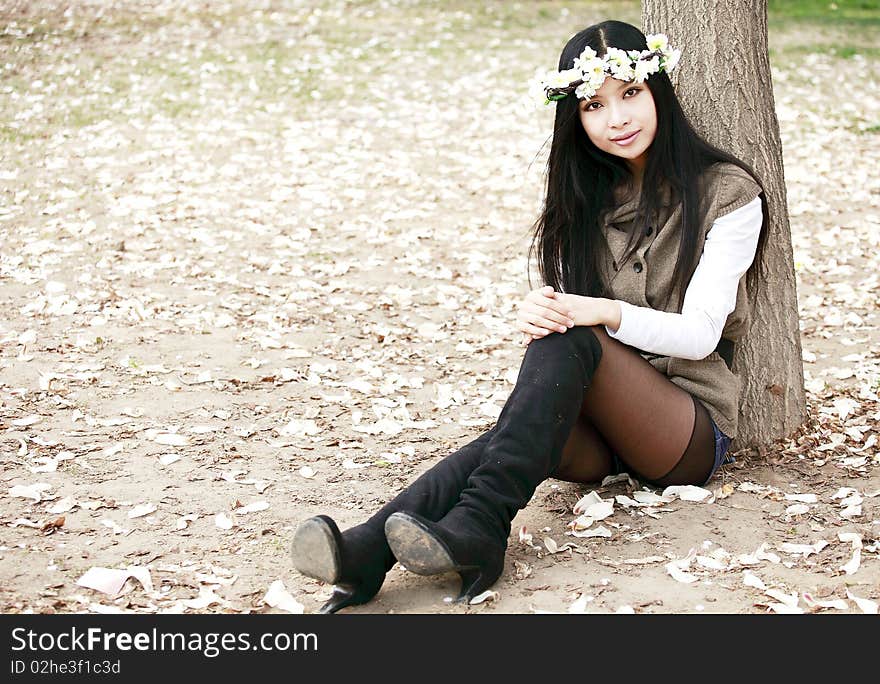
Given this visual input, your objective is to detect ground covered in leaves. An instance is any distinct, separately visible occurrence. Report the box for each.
[1,0,878,614]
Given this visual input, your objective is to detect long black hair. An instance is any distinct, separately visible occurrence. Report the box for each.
[528,20,769,312]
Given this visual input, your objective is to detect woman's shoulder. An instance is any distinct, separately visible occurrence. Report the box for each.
[702,161,759,186]
[701,161,763,218]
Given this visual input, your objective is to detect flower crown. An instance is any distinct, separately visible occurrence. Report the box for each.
[529,34,681,107]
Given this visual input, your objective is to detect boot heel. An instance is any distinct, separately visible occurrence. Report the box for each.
[455,556,504,603]
[290,515,342,584]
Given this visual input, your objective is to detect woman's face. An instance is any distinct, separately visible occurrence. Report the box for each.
[578,75,657,175]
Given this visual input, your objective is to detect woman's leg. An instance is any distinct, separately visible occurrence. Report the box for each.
[291,427,494,613]
[575,326,716,486]
[554,415,617,483]
[550,328,716,486]
[386,325,716,602]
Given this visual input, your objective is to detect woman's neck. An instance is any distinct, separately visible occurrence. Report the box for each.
[614,176,642,204]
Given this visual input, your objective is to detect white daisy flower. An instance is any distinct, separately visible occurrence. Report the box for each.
[646,34,669,52]
[634,56,660,83]
[573,45,598,70]
[662,47,682,72]
[575,82,596,99]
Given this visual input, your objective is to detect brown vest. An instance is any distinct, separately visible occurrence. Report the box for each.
[600,162,762,439]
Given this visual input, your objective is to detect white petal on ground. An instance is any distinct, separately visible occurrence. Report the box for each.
[570,525,613,539]
[158,453,181,466]
[128,503,157,519]
[838,532,863,575]
[9,483,53,501]
[175,514,198,530]
[784,493,818,503]
[279,418,321,437]
[846,590,878,614]
[665,549,699,584]
[784,503,810,516]
[469,589,499,605]
[696,555,727,571]
[215,513,235,530]
[126,566,154,594]
[153,432,188,447]
[518,526,534,547]
[263,580,304,614]
[342,458,369,470]
[102,443,124,457]
[569,593,591,614]
[76,566,152,596]
[76,567,132,595]
[46,497,77,514]
[742,571,767,591]
[632,490,667,505]
[764,588,799,608]
[572,491,603,515]
[660,485,713,502]
[543,537,558,554]
[298,466,316,479]
[623,556,666,565]
[182,586,227,610]
[568,514,595,531]
[839,505,862,519]
[615,605,636,614]
[579,500,614,520]
[12,415,41,427]
[802,593,848,611]
[779,540,829,557]
[100,519,131,536]
[755,546,781,564]
[839,492,864,507]
[831,487,859,500]
[839,532,863,548]
[352,418,403,436]
[614,495,642,508]
[666,564,698,584]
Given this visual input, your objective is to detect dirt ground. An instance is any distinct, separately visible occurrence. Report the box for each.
[1,1,878,615]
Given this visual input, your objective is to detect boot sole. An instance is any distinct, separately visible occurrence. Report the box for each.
[384,513,458,576]
[290,516,341,584]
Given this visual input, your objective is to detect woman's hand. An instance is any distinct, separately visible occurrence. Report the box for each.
[554,293,620,329]
[516,286,575,345]
[518,288,621,345]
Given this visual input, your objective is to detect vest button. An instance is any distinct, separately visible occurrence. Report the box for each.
[645,226,653,236]
[633,261,643,273]
[612,260,618,271]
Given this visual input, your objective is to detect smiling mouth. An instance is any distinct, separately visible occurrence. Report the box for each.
[611,131,640,144]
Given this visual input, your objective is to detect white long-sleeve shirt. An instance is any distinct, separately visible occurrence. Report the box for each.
[604,196,762,360]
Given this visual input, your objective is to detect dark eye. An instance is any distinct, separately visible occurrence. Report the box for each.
[583,101,601,111]
[624,87,640,97]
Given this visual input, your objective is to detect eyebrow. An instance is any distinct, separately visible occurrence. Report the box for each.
[583,81,637,103]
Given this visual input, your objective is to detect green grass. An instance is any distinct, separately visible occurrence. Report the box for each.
[769,0,880,23]
[770,44,880,57]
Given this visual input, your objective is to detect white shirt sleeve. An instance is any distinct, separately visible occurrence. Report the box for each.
[603,196,762,360]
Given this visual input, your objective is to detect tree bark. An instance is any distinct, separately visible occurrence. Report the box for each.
[641,0,805,448]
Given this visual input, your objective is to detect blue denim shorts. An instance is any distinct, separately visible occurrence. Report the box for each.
[610,417,734,487]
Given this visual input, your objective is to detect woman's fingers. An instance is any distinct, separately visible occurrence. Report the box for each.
[517,321,562,337]
[517,288,574,343]
[520,302,574,332]
[525,292,573,319]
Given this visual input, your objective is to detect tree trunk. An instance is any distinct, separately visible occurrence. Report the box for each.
[641,0,805,448]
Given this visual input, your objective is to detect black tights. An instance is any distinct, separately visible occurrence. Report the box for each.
[553,326,716,487]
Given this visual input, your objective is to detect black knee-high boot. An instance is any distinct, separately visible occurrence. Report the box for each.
[385,326,602,603]
[290,427,495,613]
